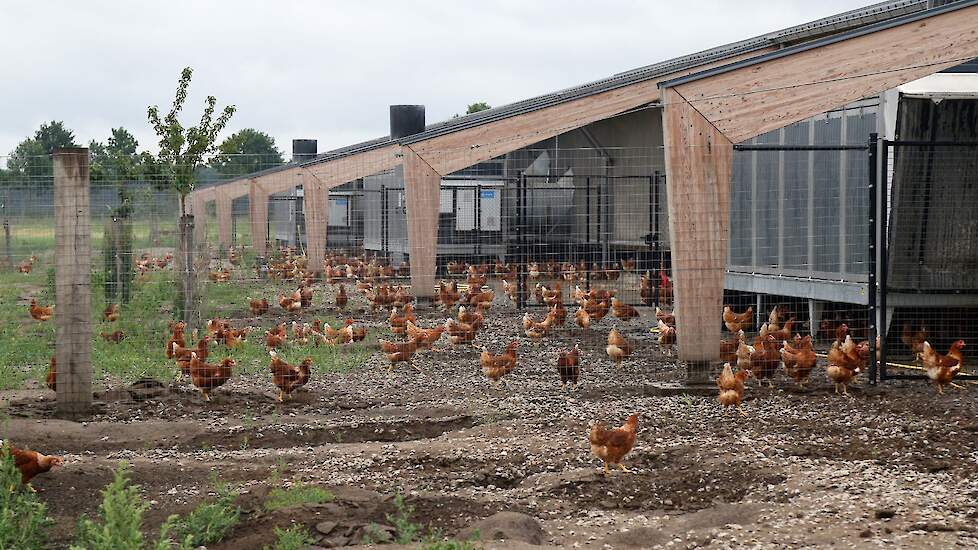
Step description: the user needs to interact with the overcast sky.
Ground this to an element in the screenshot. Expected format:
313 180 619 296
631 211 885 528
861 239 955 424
1 0 874 163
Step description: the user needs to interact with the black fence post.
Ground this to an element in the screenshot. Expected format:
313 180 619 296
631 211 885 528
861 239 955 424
516 174 527 310
380 185 388 261
867 133 879 385
585 176 592 290
879 140 890 382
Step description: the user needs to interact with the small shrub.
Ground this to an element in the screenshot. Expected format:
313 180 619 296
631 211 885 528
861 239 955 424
422 540 481 550
265 525 313 550
72 463 147 550
264 484 334 511
387 493 422 544
0 445 53 549
170 481 240 545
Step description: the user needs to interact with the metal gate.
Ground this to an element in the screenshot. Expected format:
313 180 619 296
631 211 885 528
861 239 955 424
876 139 978 382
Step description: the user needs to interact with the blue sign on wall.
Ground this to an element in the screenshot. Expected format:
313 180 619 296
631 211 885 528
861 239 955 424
480 190 495 199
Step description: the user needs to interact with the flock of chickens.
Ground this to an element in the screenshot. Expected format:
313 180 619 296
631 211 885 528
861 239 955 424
714 305 968 416
16 247 971 489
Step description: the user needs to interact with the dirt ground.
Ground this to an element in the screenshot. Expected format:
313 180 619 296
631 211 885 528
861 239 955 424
7 282 978 549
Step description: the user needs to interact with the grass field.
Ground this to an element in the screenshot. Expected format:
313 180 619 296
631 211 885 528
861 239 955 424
0 252 374 392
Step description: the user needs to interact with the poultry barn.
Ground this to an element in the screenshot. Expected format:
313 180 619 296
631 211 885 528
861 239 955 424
6 2 978 548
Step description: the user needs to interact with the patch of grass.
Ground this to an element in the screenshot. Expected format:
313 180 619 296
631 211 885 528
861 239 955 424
0 445 53 549
264 484 334 511
387 493 422 544
265 525 313 550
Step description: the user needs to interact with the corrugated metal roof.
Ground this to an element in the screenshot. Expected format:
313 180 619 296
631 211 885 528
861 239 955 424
204 1 930 189
399 0 927 145
659 0 978 89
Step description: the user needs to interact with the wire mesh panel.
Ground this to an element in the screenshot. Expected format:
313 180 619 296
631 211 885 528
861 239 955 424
879 140 978 383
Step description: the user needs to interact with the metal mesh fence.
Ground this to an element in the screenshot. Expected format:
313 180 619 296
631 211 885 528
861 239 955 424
4 131 975 413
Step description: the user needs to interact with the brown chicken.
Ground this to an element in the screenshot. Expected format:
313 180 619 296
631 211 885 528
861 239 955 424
655 307 675 326
550 302 567 327
611 298 639 322
18 255 37 274
522 310 556 343
5 444 63 485
29 298 54 322
269 351 312 401
826 335 866 396
46 356 57 391
722 306 752 333
100 330 126 343
103 303 119 322
173 337 212 376
920 340 965 394
188 352 235 401
481 341 519 388
264 329 287 349
574 306 591 333
720 330 745 363
389 305 416 336
438 280 462 310
335 284 348 309
606 327 633 367
164 321 186 359
556 344 582 390
716 362 751 416
657 319 676 357
750 334 781 387
768 318 796 343
457 306 484 332
541 283 563 306
502 279 517 304
279 291 302 312
900 322 928 362
299 285 314 308
781 335 817 389
406 320 446 351
639 272 655 307
249 297 270 316
378 338 421 374
589 414 639 475
445 318 478 346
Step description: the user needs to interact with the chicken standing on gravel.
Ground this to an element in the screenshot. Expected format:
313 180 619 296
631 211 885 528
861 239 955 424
481 341 518 389
269 351 312 401
589 413 639 475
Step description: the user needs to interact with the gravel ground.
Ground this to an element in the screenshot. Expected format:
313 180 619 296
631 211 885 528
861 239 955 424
7 282 978 549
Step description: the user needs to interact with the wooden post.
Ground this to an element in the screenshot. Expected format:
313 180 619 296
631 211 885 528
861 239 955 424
249 180 270 258
662 88 732 381
53 148 92 417
303 181 329 271
403 147 441 298
2 218 11 270
215 188 233 252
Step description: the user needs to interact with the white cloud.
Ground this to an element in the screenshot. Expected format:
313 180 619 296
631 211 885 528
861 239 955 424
0 0 871 163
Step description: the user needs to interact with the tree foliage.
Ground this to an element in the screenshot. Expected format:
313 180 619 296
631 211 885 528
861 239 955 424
210 128 284 178
147 67 235 213
466 102 491 114
3 121 79 181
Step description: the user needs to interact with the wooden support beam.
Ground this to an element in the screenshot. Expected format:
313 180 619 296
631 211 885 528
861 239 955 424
673 4 978 143
403 146 442 298
249 179 270 258
53 148 93 417
662 88 732 376
215 187 233 252
303 181 329 270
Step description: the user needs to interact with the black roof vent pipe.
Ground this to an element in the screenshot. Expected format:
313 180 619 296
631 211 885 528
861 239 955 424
292 139 318 163
390 105 426 140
